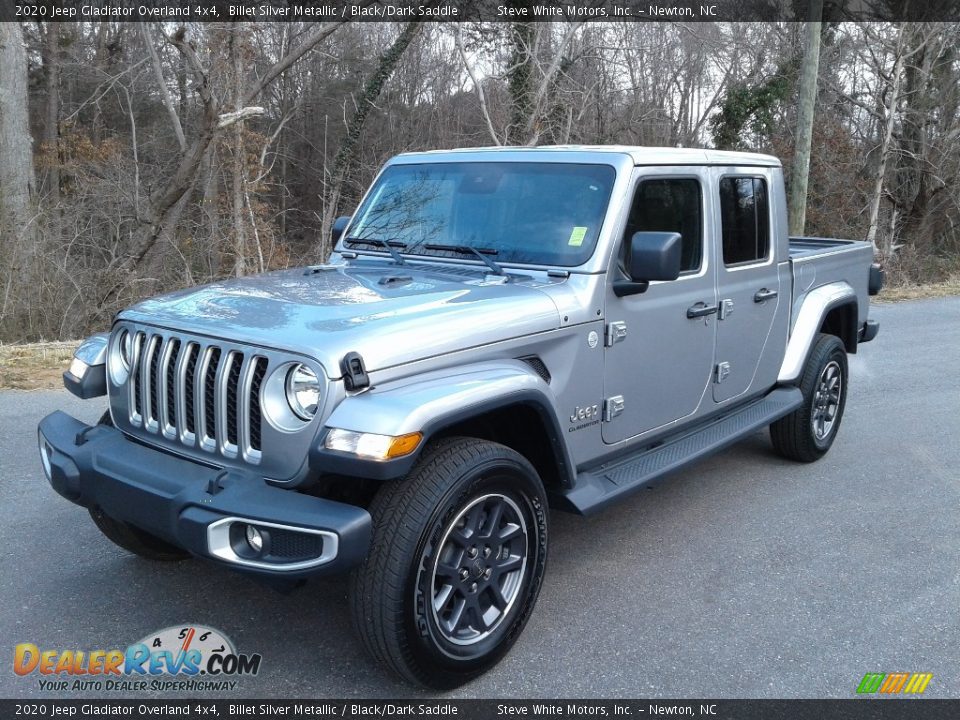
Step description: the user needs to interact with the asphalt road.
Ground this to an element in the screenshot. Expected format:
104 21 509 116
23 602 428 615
1 297 958 700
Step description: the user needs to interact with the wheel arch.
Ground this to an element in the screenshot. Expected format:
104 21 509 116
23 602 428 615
819 302 859 354
778 282 858 384
427 398 574 491
314 361 575 488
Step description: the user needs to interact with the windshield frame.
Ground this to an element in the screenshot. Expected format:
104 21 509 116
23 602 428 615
334 152 632 274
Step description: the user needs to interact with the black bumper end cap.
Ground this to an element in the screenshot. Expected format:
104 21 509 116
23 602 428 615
63 366 107 400
859 319 880 343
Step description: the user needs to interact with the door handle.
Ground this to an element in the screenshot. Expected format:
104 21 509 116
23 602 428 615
753 288 779 303
686 302 719 319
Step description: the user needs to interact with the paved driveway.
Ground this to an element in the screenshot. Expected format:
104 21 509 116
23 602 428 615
1 297 957 699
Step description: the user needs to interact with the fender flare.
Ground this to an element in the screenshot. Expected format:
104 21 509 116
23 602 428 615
778 282 857 384
311 360 574 483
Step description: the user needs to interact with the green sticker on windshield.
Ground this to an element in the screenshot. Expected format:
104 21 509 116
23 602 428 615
568 226 588 247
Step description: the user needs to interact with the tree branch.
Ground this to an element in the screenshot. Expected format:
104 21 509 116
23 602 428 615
141 23 186 152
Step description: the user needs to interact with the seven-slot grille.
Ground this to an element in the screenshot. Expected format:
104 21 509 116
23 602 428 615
125 331 268 464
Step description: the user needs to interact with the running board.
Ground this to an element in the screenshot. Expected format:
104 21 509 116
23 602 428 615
554 387 803 516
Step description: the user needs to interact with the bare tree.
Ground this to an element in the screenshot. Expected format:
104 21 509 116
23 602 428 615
788 0 823 235
319 21 424 254
0 24 34 240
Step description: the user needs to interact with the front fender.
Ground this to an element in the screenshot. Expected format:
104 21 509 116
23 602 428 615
312 360 571 481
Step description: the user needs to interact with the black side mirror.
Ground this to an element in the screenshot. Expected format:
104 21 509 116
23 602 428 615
614 231 683 297
331 216 351 244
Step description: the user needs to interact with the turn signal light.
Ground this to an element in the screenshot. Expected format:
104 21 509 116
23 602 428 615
324 429 423 461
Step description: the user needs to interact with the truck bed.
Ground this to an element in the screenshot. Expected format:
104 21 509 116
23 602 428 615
787 236 875 335
788 236 870 259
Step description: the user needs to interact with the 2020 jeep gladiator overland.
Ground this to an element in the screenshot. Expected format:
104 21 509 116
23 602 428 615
39 146 881 688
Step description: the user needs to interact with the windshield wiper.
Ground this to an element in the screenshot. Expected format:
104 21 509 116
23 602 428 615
345 237 406 265
423 244 506 277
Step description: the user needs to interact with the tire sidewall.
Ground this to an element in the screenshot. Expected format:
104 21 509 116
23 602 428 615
404 454 548 685
803 336 848 453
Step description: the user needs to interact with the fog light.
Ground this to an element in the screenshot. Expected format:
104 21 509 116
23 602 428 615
245 524 263 554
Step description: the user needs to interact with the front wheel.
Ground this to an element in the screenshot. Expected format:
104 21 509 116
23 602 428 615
348 437 548 689
770 333 848 462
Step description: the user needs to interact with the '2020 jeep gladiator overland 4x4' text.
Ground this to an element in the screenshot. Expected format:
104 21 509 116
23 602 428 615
39 146 881 688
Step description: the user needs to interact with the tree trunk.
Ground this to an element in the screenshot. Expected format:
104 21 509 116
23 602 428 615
200 145 221 276
0 24 35 241
865 40 905 259
506 15 536 145
787 0 823 236
230 23 248 277
319 21 423 254
44 23 61 220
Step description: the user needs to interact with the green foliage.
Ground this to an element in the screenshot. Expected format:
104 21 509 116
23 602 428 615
711 71 792 150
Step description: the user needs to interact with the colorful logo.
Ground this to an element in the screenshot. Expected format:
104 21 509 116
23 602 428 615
856 672 933 695
14 625 261 692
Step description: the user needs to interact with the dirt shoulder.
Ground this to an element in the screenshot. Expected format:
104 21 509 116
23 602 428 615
872 278 960 303
0 341 79 391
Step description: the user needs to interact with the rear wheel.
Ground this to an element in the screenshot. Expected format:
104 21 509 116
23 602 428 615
770 333 848 462
87 411 190 561
349 437 548 689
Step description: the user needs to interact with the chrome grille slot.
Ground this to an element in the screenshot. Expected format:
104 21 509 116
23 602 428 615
160 338 181 439
126 332 266 465
247 358 267 455
200 347 222 451
145 337 162 431
182 343 198 437
129 331 145 425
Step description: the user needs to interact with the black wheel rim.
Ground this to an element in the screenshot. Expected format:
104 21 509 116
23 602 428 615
812 360 842 440
428 493 528 646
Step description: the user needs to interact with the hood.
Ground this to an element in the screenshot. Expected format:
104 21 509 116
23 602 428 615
118 264 562 377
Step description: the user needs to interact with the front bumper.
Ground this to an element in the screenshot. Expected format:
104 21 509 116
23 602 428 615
38 411 371 581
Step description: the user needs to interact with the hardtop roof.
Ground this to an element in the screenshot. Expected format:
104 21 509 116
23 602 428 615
395 145 781 168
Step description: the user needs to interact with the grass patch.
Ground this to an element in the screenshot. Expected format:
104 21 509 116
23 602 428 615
876 277 960 303
0 341 79 391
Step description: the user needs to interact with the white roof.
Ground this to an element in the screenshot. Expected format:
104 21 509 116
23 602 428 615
398 145 781 168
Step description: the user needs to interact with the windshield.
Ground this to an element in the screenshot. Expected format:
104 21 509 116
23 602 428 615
345 162 616 267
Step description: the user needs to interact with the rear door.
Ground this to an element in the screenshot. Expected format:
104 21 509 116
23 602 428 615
711 169 787 403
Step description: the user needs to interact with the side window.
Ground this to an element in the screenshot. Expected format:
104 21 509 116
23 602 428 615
719 177 769 265
624 179 702 273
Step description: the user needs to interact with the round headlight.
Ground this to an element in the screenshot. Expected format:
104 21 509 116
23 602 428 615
285 364 320 420
109 329 134 384
118 330 133 370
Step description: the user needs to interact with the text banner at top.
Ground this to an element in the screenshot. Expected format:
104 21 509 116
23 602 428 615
6 0 960 23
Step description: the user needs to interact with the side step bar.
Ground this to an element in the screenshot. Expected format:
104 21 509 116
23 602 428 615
554 387 803 516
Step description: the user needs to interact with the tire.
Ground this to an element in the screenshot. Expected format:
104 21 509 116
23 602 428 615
770 333 848 463
349 437 549 689
87 411 190 561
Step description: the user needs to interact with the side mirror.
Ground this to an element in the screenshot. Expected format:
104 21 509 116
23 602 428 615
331 216 351 244
614 231 683 297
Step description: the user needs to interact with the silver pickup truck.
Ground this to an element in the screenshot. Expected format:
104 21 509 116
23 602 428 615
38 146 881 688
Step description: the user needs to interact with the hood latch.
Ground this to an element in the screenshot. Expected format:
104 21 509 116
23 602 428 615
341 351 370 391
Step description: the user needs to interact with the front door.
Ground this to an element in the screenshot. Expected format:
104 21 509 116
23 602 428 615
602 168 717 444
712 170 783 403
